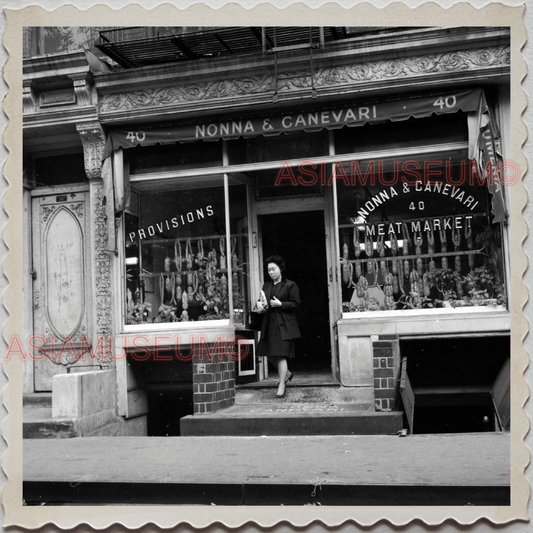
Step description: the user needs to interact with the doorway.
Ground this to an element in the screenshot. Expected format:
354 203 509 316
260 211 331 373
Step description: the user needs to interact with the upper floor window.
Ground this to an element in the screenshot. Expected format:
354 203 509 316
24 27 96 57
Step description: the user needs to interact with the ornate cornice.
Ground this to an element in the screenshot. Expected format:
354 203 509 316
100 46 510 114
77 121 106 180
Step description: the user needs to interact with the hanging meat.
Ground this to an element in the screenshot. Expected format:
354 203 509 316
390 230 399 256
415 232 424 277
175 239 182 274
353 227 361 258
342 242 353 286
376 234 385 258
452 227 462 274
355 260 362 281
219 237 226 270
196 238 204 266
231 237 239 270
365 232 374 258
186 239 193 270
439 228 448 270
159 274 165 305
170 273 177 305
402 223 411 255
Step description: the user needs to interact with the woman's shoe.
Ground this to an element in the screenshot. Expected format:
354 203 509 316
285 371 293 385
275 387 286 398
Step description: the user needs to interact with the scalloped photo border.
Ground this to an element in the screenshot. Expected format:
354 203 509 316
2 2 529 529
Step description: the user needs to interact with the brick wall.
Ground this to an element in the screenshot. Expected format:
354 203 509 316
372 335 400 411
192 349 236 414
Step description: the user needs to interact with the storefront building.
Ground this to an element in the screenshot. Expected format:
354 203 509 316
22 26 511 436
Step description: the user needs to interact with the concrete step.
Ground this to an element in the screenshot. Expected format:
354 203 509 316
23 393 52 408
235 385 368 405
23 405 126 439
180 403 403 436
23 407 77 439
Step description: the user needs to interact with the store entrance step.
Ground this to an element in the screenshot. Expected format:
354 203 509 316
180 403 403 436
235 385 369 405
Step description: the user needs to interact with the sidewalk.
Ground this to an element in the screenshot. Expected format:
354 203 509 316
23 433 510 505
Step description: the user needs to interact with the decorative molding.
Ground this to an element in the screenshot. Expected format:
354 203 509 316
100 46 510 113
69 73 94 107
40 88 76 107
316 47 510 88
41 201 84 224
93 184 113 366
77 121 106 180
22 80 37 114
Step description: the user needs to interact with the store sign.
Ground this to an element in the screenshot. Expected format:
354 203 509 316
356 184 480 222
365 215 475 237
103 89 483 158
128 205 214 242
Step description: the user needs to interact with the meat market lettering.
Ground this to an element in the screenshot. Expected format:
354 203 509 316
194 107 378 139
128 205 214 242
357 184 480 222
365 216 473 237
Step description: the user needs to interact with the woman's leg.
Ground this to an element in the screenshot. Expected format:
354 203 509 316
276 358 289 395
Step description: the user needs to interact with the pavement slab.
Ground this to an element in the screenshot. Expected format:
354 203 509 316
24 433 510 487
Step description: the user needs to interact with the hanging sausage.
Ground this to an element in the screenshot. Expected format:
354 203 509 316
353 227 361 258
439 227 448 270
186 239 193 270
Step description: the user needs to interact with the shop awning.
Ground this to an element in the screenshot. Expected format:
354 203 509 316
103 89 485 159
102 88 507 251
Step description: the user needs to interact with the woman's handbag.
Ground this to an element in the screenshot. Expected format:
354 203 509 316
247 311 264 331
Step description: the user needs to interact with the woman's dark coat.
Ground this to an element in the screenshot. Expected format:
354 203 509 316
260 278 302 341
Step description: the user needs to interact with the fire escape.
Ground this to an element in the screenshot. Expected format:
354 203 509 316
96 26 350 101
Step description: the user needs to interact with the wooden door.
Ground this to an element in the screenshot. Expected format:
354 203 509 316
31 189 92 391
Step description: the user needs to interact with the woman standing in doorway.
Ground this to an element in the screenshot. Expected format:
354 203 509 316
257 255 302 398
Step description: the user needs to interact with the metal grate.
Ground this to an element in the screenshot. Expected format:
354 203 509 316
96 26 349 68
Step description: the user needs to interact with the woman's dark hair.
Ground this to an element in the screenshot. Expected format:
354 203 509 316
265 254 285 272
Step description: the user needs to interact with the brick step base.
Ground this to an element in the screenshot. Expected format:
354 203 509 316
180 403 403 436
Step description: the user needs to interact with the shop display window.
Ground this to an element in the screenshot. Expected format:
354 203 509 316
336 157 507 313
124 177 249 325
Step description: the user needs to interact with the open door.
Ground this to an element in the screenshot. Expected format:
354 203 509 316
399 357 415 434
491 358 510 431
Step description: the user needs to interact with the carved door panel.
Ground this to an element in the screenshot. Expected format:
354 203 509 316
32 191 92 391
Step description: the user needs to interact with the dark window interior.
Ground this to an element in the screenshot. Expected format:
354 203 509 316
335 112 468 154
34 154 87 187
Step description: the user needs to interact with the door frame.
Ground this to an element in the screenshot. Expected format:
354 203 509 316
252 195 340 378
